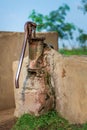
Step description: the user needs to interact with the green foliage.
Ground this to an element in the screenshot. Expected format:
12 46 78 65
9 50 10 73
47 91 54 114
78 1 87 49
29 4 76 40
77 29 87 49
12 110 87 130
29 3 87 49
59 48 87 56
12 110 68 130
80 0 87 13
77 33 87 43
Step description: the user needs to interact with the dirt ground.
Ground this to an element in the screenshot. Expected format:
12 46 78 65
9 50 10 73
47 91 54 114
0 118 17 130
0 108 17 130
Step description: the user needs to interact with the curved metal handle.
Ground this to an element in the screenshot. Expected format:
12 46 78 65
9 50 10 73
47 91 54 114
15 33 27 88
15 21 36 88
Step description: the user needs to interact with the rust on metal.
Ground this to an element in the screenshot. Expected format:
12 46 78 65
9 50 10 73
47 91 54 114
15 21 45 88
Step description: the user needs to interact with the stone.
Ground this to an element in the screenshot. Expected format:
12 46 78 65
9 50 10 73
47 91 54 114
13 47 55 117
13 48 87 124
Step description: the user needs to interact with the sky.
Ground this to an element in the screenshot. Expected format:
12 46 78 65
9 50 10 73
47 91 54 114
0 0 87 48
0 0 87 32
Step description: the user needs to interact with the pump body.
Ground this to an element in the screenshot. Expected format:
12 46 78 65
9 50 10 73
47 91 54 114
15 22 45 88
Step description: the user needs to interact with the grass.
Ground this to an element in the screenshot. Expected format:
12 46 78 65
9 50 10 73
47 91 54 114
12 110 87 130
59 48 87 56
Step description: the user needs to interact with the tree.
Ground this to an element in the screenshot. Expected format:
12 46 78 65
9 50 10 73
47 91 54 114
77 29 87 50
80 0 87 13
29 4 76 44
77 0 87 50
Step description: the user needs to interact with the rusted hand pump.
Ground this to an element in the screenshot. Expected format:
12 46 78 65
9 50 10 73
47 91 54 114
15 22 37 88
15 22 45 88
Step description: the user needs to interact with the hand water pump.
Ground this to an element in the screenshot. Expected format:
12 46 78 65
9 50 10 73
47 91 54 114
15 22 45 88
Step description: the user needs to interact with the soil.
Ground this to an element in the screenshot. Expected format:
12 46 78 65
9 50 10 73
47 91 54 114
0 108 17 130
0 118 17 130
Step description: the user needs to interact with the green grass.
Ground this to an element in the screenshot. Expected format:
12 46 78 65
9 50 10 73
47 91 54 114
59 48 87 56
12 110 87 130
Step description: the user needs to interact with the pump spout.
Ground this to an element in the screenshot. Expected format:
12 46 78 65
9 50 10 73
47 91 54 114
15 21 36 88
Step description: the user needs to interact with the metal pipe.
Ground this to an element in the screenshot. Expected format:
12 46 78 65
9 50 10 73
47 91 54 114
15 32 27 88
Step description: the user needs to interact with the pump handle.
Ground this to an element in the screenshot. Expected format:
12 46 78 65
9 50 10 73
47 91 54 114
15 21 36 88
